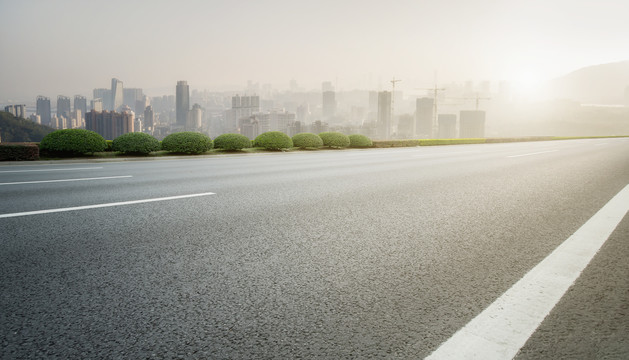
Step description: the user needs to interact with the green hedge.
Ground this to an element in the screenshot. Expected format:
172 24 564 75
372 139 421 148
112 132 161 155
161 132 213 154
39 129 107 155
0 144 39 161
348 134 373 148
319 131 350 148
254 131 293 150
214 133 252 150
292 132 323 149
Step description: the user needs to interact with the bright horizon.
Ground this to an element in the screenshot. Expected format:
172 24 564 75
1 0 628 102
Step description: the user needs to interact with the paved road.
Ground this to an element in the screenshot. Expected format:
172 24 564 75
1 139 628 359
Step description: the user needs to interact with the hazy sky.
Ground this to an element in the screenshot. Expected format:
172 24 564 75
1 0 628 102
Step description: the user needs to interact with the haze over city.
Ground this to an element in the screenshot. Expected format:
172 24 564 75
2 0 628 101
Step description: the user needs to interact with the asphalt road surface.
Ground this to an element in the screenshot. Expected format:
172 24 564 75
1 138 628 359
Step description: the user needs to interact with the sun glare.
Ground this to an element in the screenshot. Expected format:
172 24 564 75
510 69 546 99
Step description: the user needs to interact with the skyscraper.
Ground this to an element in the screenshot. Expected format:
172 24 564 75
438 114 457 139
459 110 486 138
187 103 203 130
36 96 51 127
176 81 190 126
322 91 336 119
91 99 103 112
4 104 26 119
57 96 71 121
94 88 112 111
144 105 154 132
111 78 123 111
416 97 433 138
377 91 391 140
74 95 87 120
123 88 143 111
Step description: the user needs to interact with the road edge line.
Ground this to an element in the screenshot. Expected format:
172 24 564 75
425 184 629 359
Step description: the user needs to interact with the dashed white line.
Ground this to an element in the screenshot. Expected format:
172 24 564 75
0 175 132 186
507 150 558 158
426 184 629 360
0 192 216 219
0 167 104 173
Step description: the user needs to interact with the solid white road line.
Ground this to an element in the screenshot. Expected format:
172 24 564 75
426 184 629 360
0 175 132 186
0 167 104 173
0 192 216 219
507 150 558 158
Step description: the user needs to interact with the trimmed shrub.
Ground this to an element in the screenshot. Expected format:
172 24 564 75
372 139 421 148
112 132 161 155
419 138 485 146
254 131 293 150
39 129 107 155
105 140 114 151
214 133 252 151
0 144 39 161
161 131 213 154
292 132 323 149
348 134 373 148
318 131 350 148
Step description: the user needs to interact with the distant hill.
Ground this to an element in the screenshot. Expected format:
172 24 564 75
547 60 629 104
0 111 54 142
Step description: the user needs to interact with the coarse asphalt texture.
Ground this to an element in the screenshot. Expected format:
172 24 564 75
1 138 629 359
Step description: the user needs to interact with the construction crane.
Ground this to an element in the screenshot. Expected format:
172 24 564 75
415 85 446 138
451 92 491 110
390 77 401 140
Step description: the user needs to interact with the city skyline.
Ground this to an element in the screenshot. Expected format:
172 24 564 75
1 0 628 102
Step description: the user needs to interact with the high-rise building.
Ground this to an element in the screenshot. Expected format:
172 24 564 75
4 104 26 119
459 110 485 138
123 88 143 110
187 103 203 130
176 80 190 126
322 91 336 119
111 78 124 111
85 110 134 140
74 95 87 121
57 96 71 122
91 99 103 112
228 94 260 130
144 105 154 133
135 95 149 115
36 96 51 127
438 114 457 139
93 88 111 110
416 97 433 138
377 91 391 140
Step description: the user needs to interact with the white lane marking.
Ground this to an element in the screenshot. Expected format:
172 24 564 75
507 150 558 158
426 184 629 360
595 143 608 146
412 151 481 158
0 175 132 186
0 167 104 173
0 192 216 219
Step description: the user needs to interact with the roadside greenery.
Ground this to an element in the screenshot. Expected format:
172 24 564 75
348 134 373 148
39 129 107 155
318 131 350 148
292 132 323 149
161 132 213 154
112 132 161 155
0 144 39 161
254 131 293 150
213 133 252 151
